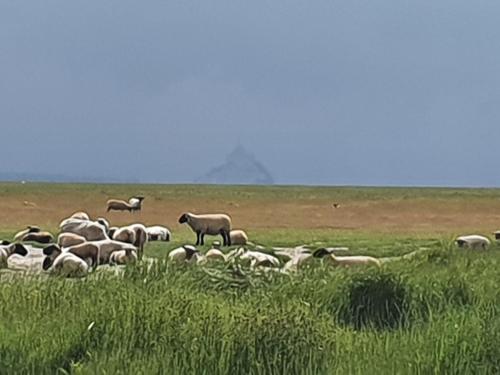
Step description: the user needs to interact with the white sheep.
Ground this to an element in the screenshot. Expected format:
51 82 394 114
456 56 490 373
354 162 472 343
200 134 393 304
112 224 148 258
57 233 86 248
43 250 89 277
70 211 91 221
178 212 232 246
60 218 109 241
238 249 281 268
0 243 28 268
109 248 138 266
456 235 491 250
230 229 248 246
146 226 171 241
13 226 40 242
205 248 227 262
96 217 110 233
324 253 381 268
168 245 199 263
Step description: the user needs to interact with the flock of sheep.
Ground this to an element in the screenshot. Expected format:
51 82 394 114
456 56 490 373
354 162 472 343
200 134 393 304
0 195 496 278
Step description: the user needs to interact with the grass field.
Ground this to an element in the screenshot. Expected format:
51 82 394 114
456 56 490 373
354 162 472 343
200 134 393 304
1 183 500 374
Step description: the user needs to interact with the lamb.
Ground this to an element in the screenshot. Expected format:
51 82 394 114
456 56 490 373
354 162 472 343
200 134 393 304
230 229 248 246
178 212 232 246
0 243 28 268
21 231 54 244
42 245 90 277
13 226 41 241
57 233 86 248
168 245 200 263
456 235 491 250
146 226 171 241
107 196 144 213
60 218 108 241
109 248 138 266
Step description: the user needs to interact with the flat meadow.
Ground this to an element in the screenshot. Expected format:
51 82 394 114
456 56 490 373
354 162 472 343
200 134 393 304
1 183 500 374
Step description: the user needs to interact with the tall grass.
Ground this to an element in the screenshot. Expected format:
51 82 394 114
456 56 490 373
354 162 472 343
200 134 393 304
1 240 500 374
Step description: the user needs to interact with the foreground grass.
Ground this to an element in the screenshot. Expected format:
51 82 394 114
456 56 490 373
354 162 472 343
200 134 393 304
1 239 500 374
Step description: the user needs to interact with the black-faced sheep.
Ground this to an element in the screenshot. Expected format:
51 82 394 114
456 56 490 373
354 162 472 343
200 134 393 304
146 226 171 241
178 212 232 246
0 243 28 268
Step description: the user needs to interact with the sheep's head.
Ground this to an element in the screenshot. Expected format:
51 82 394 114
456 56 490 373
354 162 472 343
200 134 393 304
27 226 41 233
0 240 11 246
10 243 28 257
42 245 62 270
182 245 198 260
312 248 332 258
178 213 189 224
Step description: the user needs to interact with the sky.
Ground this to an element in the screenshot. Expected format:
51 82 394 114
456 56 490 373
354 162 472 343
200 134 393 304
1 1 499 186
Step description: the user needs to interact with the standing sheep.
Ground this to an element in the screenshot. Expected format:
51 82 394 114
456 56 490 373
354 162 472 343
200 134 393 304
178 212 232 246
107 196 145 213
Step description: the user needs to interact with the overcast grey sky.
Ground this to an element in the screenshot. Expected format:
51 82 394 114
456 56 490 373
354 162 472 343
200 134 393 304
1 1 499 186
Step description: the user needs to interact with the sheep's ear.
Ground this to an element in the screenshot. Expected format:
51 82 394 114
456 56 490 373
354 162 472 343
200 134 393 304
13 243 28 256
43 245 59 256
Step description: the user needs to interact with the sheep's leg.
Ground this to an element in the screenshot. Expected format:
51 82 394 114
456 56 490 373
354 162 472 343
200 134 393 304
200 233 205 246
196 232 201 246
226 231 231 246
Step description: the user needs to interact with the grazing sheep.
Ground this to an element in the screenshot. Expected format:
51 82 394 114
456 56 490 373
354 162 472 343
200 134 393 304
13 226 40 241
70 212 91 221
107 196 144 213
0 243 28 268
42 245 90 277
109 248 138 266
168 245 199 263
456 235 491 250
178 212 232 246
21 231 54 244
128 196 145 212
324 253 381 268
60 218 108 241
230 230 248 246
57 233 86 248
146 226 171 241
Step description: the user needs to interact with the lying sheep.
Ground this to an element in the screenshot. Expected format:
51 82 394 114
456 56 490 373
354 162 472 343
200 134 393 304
112 224 148 259
168 245 200 263
91 240 138 264
205 248 227 262
13 226 40 242
70 211 90 221
60 218 108 241
146 226 171 241
42 245 91 277
21 231 54 244
109 248 138 266
178 212 232 246
57 233 86 248
0 243 28 268
324 253 381 268
230 229 248 246
456 235 491 250
107 196 144 213
238 249 281 268
96 217 110 233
